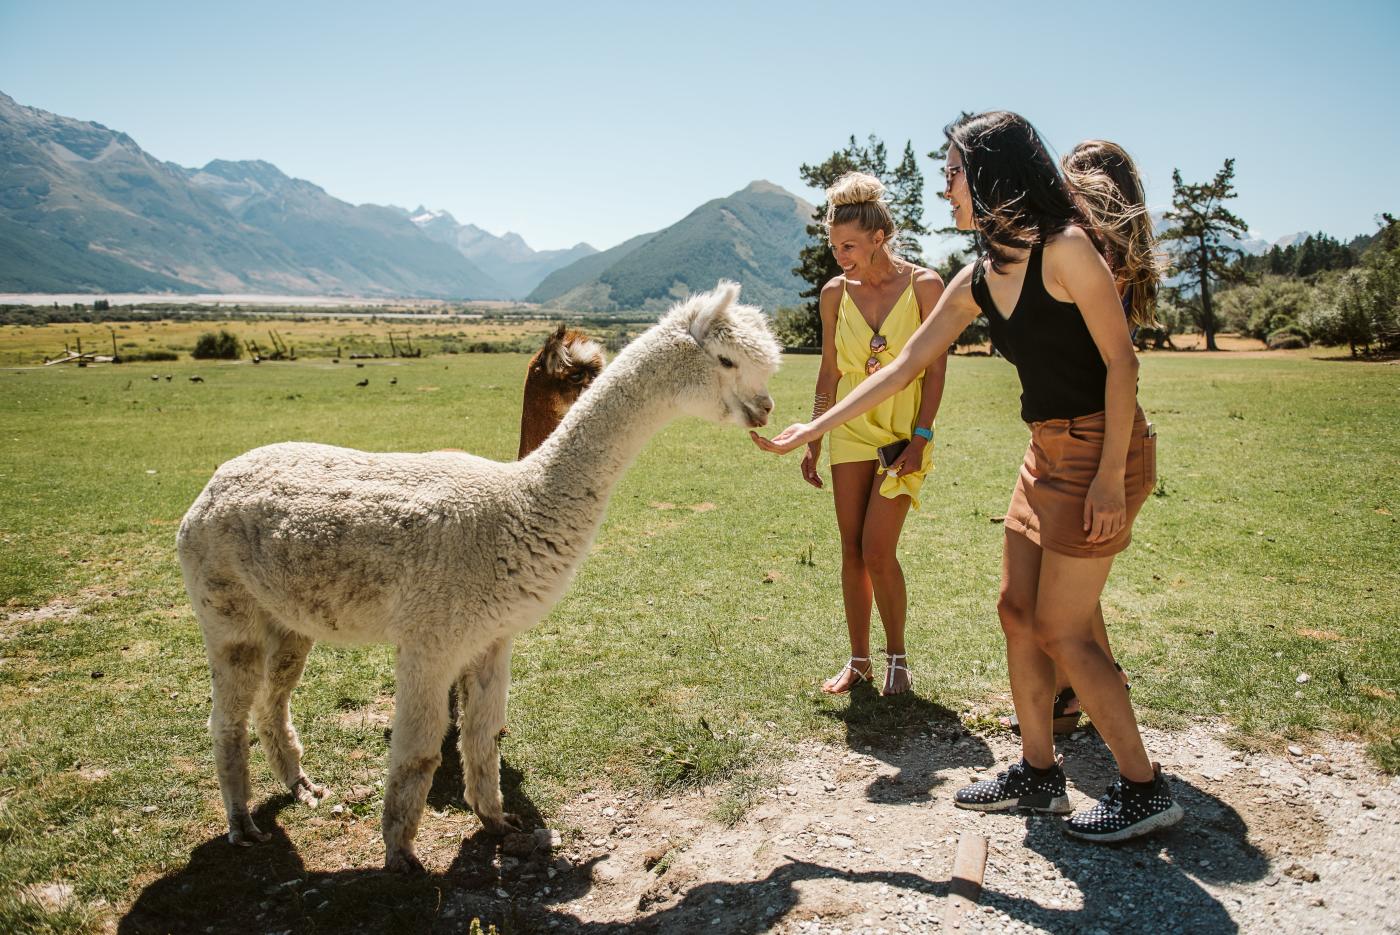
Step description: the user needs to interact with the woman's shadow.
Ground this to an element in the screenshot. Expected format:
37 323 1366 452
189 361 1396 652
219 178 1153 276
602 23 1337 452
816 684 996 804
972 743 1272 934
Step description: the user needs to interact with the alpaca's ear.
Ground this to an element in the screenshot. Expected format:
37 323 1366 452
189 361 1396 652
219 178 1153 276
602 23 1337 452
688 280 741 345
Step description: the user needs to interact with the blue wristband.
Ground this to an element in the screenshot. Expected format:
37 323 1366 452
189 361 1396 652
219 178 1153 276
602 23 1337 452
913 426 934 442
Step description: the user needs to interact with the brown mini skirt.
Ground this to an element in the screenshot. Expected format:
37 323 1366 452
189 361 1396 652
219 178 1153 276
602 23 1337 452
1003 408 1156 558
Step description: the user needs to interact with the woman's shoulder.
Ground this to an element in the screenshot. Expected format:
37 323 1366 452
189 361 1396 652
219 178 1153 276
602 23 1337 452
1045 224 1098 256
821 275 848 297
909 265 944 287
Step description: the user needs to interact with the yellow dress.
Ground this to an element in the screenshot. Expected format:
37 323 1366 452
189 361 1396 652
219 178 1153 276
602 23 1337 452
827 273 935 508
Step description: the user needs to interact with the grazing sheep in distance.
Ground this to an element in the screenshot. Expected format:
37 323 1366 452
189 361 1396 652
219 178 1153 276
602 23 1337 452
177 282 780 873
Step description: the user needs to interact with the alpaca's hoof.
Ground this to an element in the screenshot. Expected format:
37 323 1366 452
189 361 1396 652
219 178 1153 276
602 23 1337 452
293 775 329 807
385 848 426 875
228 814 271 846
481 812 525 836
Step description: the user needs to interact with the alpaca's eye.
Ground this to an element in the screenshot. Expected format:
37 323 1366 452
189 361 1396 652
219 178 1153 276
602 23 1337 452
718 355 736 369
568 371 586 384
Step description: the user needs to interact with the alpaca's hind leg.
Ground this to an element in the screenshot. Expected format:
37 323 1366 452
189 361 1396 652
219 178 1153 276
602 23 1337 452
381 650 453 874
207 635 269 846
458 637 520 834
253 625 326 807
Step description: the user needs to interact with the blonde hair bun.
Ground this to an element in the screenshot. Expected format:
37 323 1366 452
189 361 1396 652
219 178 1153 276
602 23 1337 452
827 172 886 206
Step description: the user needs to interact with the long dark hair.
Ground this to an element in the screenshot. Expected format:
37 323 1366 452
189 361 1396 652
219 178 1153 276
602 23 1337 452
944 111 1076 273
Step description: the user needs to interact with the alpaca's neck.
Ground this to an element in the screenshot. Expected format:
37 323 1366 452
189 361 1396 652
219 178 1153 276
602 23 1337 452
517 373 561 459
521 332 688 517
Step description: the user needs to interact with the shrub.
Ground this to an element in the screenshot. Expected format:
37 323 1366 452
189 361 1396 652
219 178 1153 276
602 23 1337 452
1215 276 1315 340
1266 328 1308 349
192 329 242 360
120 349 179 362
773 305 819 349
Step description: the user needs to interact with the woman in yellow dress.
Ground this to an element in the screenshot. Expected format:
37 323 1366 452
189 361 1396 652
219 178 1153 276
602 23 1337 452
801 173 947 695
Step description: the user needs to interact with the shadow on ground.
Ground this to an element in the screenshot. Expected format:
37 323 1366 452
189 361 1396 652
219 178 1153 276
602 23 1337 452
818 686 996 803
120 722 1269 935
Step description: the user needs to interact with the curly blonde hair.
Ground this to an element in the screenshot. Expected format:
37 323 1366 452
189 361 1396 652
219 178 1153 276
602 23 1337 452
1062 140 1164 329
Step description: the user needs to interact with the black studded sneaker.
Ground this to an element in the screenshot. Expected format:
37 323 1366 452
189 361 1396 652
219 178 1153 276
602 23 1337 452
953 758 1072 813
1064 764 1184 843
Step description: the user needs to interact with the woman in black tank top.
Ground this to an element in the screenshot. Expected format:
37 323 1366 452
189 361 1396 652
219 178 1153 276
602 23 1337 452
754 111 1182 843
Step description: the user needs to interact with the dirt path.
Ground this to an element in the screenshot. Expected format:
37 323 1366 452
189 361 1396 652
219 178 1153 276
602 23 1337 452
113 721 1399 934
452 723 1398 934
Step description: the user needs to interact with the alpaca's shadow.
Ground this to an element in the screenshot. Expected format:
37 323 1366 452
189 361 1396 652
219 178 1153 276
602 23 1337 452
117 776 575 935
120 824 953 935
425 720 546 832
816 687 994 804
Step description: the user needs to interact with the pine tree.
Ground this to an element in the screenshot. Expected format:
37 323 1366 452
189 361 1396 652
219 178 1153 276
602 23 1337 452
1160 159 1249 351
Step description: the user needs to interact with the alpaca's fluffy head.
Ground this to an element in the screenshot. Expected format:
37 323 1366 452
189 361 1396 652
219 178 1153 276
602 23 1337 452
659 280 781 428
529 324 606 408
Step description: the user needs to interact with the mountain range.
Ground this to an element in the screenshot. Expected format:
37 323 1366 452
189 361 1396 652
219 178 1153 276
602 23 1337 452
0 91 816 308
527 180 813 312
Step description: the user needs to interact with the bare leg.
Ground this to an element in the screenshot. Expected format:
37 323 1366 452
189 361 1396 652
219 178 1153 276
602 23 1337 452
458 637 522 834
382 650 453 873
1051 601 1121 716
825 461 878 692
860 481 913 695
253 625 326 807
1034 550 1153 782
998 531 1057 769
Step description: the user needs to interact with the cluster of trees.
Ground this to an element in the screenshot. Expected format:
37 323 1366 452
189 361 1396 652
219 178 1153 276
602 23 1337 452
1238 233 1366 278
1214 217 1399 356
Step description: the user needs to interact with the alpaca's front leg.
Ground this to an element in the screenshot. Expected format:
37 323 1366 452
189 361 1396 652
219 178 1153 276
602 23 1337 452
381 651 453 873
458 636 521 834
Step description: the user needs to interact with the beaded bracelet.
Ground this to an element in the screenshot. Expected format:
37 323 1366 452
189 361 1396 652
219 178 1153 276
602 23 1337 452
811 392 831 421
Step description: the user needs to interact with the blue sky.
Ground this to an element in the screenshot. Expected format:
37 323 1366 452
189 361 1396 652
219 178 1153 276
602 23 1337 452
3 0 1397 253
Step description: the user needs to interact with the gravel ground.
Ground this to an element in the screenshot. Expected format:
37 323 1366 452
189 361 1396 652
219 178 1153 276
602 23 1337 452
429 720 1399 934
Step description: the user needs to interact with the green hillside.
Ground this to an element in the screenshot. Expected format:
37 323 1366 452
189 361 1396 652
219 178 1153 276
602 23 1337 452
528 181 813 312
527 230 659 304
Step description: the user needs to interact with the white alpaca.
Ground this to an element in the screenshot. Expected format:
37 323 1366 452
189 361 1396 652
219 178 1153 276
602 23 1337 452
177 282 780 873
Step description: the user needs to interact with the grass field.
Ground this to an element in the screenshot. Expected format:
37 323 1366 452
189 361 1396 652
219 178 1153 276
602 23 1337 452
0 316 566 366
1 345 1396 931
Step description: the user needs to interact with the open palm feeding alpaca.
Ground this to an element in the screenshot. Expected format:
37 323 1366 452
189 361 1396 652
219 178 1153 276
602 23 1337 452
518 324 606 457
177 282 780 873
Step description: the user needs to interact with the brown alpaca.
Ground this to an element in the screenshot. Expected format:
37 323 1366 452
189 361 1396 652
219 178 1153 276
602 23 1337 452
517 324 606 457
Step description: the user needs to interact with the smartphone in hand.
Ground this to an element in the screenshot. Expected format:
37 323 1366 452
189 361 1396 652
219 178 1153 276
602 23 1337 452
877 439 909 470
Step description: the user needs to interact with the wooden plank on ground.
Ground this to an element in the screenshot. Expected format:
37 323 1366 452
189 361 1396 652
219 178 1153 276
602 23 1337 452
944 831 989 929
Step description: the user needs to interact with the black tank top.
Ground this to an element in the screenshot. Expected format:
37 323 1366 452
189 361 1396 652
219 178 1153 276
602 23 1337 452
972 242 1107 423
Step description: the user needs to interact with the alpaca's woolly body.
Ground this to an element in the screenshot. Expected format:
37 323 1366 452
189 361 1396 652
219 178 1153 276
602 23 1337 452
177 282 779 872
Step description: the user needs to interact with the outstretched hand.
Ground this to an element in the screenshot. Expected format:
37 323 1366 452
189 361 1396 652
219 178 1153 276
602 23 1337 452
750 424 812 455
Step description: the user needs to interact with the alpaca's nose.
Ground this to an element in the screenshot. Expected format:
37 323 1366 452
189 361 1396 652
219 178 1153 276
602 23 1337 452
758 394 774 415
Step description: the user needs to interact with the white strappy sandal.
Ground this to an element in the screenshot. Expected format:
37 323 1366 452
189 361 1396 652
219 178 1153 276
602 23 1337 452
882 651 913 696
821 656 872 695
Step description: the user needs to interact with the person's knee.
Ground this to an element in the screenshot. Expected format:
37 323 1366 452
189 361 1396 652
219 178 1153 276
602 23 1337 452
1035 626 1097 664
840 539 865 568
997 590 1034 642
861 541 899 578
